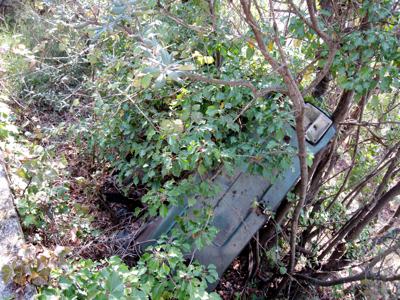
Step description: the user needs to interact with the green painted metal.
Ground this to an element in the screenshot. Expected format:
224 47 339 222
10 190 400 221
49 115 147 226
136 103 336 291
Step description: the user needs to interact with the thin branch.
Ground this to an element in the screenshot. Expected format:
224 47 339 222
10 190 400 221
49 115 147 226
340 121 400 126
157 1 202 33
305 0 335 45
295 271 400 287
182 71 287 100
296 241 400 287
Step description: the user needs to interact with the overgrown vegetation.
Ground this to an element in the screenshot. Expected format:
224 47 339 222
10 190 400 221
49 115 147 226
1 0 400 299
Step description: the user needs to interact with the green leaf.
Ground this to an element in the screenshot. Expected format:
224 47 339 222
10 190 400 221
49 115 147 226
380 76 392 92
371 95 379 108
160 204 169 218
154 74 166 90
110 6 125 15
246 47 255 60
360 67 372 79
276 129 284 140
394 77 399 88
363 48 374 60
192 104 201 111
279 267 287 275
58 276 73 290
141 67 161 75
141 74 151 88
148 0 157 6
349 51 359 61
266 140 279 149
167 71 179 81
91 29 104 42
180 107 190 121
200 181 209 193
204 56 214 64
320 10 331 16
105 270 125 294
198 164 206 176
206 106 218 117
195 236 205 250
59 43 67 52
160 263 170 276
23 214 36 227
224 161 234 176
188 197 197 207
160 49 171 65
152 281 166 300
178 64 196 71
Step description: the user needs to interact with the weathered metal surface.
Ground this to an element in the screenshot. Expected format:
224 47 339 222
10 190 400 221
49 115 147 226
137 103 336 291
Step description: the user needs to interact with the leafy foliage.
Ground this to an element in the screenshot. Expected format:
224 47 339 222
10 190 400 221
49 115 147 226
2 0 400 299
36 232 220 300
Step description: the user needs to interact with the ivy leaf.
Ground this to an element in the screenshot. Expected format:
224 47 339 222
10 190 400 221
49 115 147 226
104 270 125 294
160 263 170 276
152 281 166 300
58 276 73 290
2 265 13 284
130 289 147 299
224 161 234 176
13 265 25 284
32 268 49 286
209 292 222 299
23 214 36 227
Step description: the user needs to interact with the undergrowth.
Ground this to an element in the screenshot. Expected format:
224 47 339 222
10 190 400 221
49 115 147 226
0 3 221 300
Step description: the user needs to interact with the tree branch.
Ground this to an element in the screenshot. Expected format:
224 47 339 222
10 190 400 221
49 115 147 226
297 241 400 287
305 0 335 45
182 71 287 98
